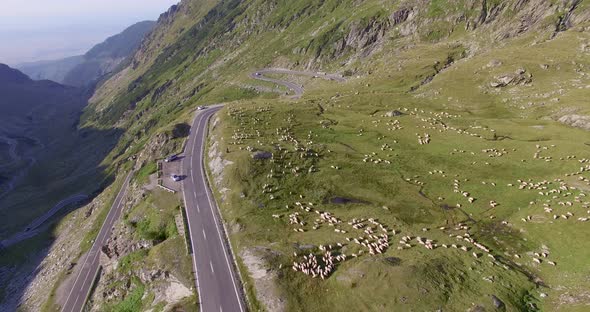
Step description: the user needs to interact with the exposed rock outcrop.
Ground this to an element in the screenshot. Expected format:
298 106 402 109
133 4 183 69
490 68 532 87
208 116 233 189
486 59 503 68
389 8 412 25
558 114 590 131
101 226 152 260
240 247 285 312
491 294 506 309
385 110 404 117
329 17 390 59
553 0 585 36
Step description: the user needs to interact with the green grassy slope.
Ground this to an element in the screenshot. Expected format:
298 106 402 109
67 0 590 310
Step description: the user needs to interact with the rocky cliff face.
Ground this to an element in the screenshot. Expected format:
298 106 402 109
95 0 590 111
131 1 219 71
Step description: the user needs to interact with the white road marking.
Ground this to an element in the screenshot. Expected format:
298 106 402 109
181 107 246 312
202 229 207 239
62 172 132 312
179 113 205 309
198 111 246 312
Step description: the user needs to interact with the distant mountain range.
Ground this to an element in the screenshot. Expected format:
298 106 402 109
0 63 86 120
17 21 156 87
0 62 88 203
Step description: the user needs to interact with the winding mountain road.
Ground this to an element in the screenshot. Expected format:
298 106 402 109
180 69 344 311
60 171 132 312
250 68 344 99
181 106 246 312
55 68 342 312
0 194 88 249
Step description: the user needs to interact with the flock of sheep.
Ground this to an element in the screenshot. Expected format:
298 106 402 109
226 104 590 281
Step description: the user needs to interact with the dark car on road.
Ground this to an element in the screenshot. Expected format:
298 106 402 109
165 154 178 162
171 174 182 182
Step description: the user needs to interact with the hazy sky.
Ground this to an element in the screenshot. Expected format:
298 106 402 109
0 0 179 65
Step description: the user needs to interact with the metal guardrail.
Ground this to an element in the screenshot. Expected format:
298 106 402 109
157 184 177 193
179 206 193 254
80 265 102 312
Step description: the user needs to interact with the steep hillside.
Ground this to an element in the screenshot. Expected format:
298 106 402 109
12 0 590 311
0 64 122 311
17 21 156 87
0 63 121 238
84 0 589 128
61 21 157 87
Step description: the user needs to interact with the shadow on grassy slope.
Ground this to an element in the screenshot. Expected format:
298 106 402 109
0 123 124 310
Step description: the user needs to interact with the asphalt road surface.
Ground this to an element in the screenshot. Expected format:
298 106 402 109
0 194 88 248
179 70 343 311
250 68 345 99
60 171 132 312
181 106 246 312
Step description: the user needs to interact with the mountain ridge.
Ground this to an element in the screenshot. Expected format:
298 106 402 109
17 21 156 87
0 63 31 84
